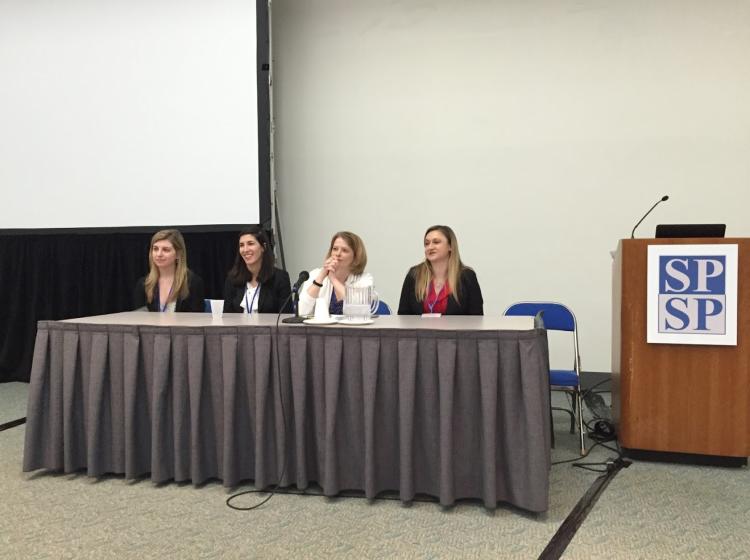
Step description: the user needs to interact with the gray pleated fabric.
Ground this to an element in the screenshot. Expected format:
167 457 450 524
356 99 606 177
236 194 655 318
23 321 551 512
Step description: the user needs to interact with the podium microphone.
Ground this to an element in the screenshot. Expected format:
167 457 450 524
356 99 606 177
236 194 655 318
281 270 309 324
630 195 669 239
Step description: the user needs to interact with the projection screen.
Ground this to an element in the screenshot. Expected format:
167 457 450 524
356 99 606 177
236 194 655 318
0 0 267 229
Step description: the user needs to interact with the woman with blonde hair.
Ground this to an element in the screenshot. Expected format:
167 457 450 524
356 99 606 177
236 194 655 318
398 225 483 315
134 229 205 312
298 231 373 316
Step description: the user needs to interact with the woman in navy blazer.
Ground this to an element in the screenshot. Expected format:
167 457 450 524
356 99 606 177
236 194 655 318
398 225 483 315
222 226 292 314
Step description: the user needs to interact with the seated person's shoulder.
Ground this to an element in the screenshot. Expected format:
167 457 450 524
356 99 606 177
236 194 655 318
461 266 477 278
275 267 291 280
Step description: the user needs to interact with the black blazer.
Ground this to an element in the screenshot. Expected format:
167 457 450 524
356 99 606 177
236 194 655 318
134 269 206 312
398 267 484 315
222 267 292 313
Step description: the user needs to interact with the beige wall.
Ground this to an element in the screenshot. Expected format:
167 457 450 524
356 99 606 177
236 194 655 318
271 0 750 371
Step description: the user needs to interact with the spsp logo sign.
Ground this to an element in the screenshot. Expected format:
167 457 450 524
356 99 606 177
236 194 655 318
647 244 738 346
658 255 726 334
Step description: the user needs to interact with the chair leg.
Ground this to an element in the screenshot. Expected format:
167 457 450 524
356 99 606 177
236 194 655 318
550 406 556 449
569 392 576 434
549 387 555 449
576 391 586 455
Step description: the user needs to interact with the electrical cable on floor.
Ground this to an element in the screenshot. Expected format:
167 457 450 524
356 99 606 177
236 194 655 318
580 377 611 397
541 383 633 560
225 307 292 511
571 440 627 473
258 487 441 505
552 395 625 472
0 417 26 432
551 440 618 466
539 456 631 560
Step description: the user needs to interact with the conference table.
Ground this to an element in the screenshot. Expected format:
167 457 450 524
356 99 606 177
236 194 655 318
23 312 552 512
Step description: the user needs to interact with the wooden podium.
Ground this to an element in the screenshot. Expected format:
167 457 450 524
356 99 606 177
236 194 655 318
611 238 750 460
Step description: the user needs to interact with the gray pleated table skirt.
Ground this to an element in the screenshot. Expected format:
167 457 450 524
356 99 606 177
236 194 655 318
23 315 551 512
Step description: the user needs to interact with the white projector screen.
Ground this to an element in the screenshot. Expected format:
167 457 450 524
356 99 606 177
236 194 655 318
0 0 263 228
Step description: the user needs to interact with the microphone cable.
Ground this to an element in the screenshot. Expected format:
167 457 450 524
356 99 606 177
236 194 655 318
225 292 295 511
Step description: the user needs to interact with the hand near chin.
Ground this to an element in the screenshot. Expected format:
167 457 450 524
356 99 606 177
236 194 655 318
323 257 338 275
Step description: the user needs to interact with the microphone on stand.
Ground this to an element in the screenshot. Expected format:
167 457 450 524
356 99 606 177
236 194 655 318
630 195 669 239
281 270 309 324
291 271 309 293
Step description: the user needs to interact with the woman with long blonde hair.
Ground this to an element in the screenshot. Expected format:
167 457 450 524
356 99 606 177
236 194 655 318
398 225 483 315
134 229 205 312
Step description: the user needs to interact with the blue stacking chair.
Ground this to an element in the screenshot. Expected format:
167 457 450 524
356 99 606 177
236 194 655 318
503 301 586 454
375 300 392 315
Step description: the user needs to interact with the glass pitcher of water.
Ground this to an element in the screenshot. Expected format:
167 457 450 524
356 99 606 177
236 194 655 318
343 285 379 321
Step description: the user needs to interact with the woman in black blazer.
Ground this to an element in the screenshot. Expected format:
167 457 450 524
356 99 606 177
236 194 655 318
398 225 483 315
223 226 292 314
134 229 206 312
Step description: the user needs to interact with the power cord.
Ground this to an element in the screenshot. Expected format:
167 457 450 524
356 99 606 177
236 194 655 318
552 439 619 466
552 437 628 474
225 300 293 511
256 486 441 505
580 377 611 396
552 389 626 474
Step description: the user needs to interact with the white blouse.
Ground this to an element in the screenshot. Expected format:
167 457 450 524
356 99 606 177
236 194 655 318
297 268 374 316
240 283 260 314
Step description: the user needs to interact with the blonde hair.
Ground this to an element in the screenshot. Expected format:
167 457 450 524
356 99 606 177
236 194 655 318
326 231 367 275
413 225 465 304
144 229 190 304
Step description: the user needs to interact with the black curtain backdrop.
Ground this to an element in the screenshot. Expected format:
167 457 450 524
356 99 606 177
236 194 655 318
0 230 240 383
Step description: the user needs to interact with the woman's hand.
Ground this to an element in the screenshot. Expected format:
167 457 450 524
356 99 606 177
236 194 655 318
307 258 346 301
322 257 338 276
307 262 333 298
328 265 346 301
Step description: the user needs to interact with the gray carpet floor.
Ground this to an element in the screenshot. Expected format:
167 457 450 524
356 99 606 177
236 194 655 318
0 382 28 425
1 382 748 559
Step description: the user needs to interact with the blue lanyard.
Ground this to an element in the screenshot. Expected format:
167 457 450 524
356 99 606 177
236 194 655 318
244 284 260 314
157 282 174 313
427 283 444 314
